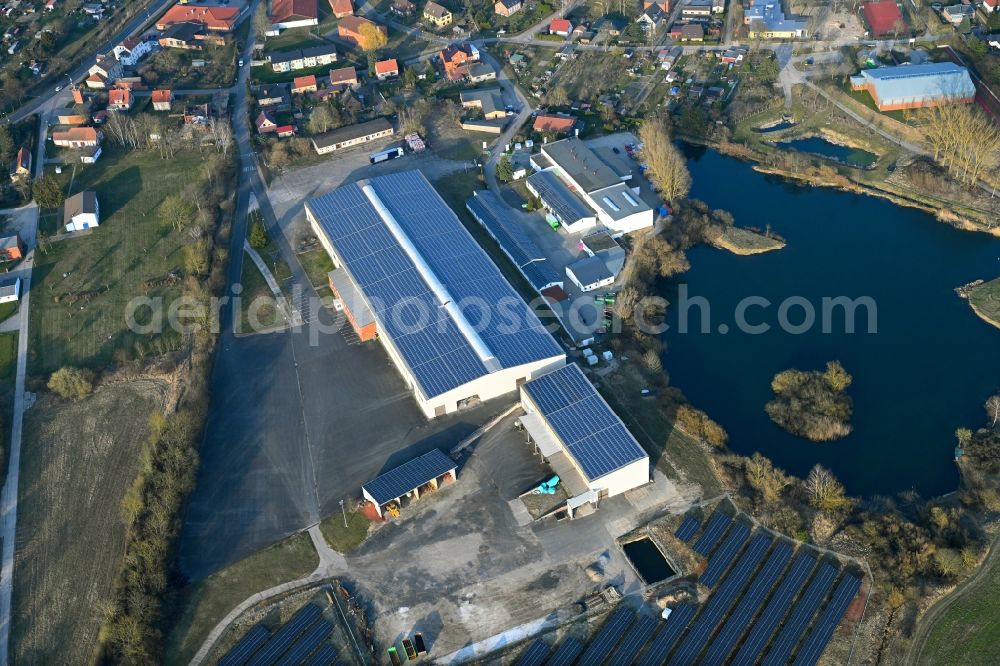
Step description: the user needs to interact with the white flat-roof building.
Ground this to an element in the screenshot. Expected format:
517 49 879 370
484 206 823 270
529 138 654 234
306 171 566 419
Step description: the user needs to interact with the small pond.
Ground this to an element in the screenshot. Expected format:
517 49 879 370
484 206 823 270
777 136 878 168
623 538 676 584
754 121 796 133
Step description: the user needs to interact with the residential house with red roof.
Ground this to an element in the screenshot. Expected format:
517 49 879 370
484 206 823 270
108 87 133 111
52 127 102 148
292 75 319 94
271 0 319 29
329 0 354 18
495 0 521 16
439 42 479 81
374 59 399 80
549 18 572 36
152 89 174 111
338 16 386 47
9 147 30 181
256 111 278 134
156 4 243 32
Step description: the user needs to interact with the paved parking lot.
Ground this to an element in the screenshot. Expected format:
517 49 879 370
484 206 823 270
178 148 496 580
178 298 510 579
267 144 477 250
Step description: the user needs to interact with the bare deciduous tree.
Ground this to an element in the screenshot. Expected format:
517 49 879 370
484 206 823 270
804 465 849 511
638 116 691 203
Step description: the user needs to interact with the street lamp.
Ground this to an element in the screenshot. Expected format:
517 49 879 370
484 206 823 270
340 499 347 528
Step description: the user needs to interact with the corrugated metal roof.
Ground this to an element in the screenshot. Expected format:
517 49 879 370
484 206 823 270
362 449 455 506
855 62 975 105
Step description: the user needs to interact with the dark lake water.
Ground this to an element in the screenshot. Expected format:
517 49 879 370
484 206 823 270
777 136 879 168
662 145 1000 498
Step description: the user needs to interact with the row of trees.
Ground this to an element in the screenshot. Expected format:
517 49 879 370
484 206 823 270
97 139 237 662
917 103 1000 188
104 112 234 158
638 117 691 203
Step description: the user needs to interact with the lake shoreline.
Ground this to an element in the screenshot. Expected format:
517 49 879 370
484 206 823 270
685 137 1000 239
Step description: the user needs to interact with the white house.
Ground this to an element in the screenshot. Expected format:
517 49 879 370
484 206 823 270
0 278 20 304
113 37 154 67
64 191 100 232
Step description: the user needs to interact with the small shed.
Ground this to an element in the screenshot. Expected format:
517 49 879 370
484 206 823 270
362 449 457 518
0 277 20 304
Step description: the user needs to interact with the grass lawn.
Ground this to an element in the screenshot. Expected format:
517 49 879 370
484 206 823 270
29 147 210 374
319 509 371 553
0 331 16 390
10 380 167 666
0 331 16 473
296 246 335 297
239 251 286 334
919 549 1000 665
969 277 1000 329
0 300 18 325
262 29 327 53
164 533 319 666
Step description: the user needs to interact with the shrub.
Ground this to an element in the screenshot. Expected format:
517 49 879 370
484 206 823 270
248 219 268 249
47 367 94 401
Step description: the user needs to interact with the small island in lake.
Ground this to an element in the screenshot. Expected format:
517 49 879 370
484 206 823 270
965 277 1000 330
711 225 786 255
765 361 853 441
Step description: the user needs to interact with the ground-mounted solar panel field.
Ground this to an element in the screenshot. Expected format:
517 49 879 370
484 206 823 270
509 507 865 666
214 592 358 666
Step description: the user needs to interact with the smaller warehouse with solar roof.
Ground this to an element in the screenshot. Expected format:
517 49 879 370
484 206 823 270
519 363 650 506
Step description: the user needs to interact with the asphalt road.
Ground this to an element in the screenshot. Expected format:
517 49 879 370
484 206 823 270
6 0 174 125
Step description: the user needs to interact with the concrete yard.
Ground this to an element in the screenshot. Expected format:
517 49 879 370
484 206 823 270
342 416 699 659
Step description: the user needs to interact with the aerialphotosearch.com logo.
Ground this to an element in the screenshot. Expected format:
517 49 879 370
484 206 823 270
123 283 878 341
636 285 879 336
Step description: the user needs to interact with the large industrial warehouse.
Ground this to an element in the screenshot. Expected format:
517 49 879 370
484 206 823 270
305 171 566 418
528 137 654 234
520 363 649 502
